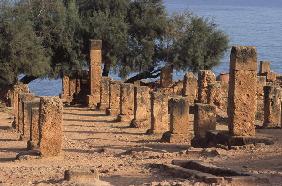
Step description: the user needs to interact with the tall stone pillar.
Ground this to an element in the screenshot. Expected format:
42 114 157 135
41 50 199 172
106 80 122 116
183 72 198 104
256 76 267 121
228 46 257 136
18 93 34 137
130 86 151 129
38 97 63 157
98 77 111 110
27 107 40 150
60 75 70 101
118 83 135 122
148 91 169 134
263 86 282 128
198 70 216 104
87 40 102 108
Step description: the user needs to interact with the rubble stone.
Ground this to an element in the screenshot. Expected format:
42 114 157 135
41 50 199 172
228 46 257 136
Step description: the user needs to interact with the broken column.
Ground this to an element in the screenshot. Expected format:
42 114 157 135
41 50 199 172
18 93 34 137
38 97 63 157
130 86 151 128
160 65 173 88
256 76 267 121
263 86 282 128
228 46 257 136
117 83 135 122
27 107 40 150
194 103 216 139
60 75 70 101
259 61 271 75
183 72 198 104
98 77 111 110
87 40 102 108
198 70 216 104
148 91 169 134
106 80 122 116
162 96 192 143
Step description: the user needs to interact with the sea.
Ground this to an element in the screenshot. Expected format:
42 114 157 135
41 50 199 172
29 0 282 96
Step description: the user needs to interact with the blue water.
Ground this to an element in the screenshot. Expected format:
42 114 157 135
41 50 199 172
29 0 282 96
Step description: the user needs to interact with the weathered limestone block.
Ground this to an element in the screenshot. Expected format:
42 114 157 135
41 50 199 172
38 97 63 156
118 83 135 122
228 46 257 136
60 75 70 101
198 70 216 104
148 91 169 134
22 98 40 141
207 82 222 107
160 65 173 88
131 86 151 128
194 103 216 138
99 77 111 110
106 80 122 116
18 93 34 136
263 86 282 128
183 72 198 104
256 76 267 121
162 96 192 143
87 40 102 108
259 61 271 75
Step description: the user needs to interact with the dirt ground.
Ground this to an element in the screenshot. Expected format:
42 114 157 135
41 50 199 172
0 106 282 186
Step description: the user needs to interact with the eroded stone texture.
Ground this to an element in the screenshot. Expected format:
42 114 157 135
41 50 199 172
160 65 173 88
118 83 135 122
106 80 122 116
87 40 102 108
228 46 257 136
256 76 267 121
183 72 198 104
149 91 169 134
28 107 40 149
60 75 70 101
259 61 271 75
18 93 34 136
198 70 216 104
163 96 192 143
38 97 63 156
22 98 40 141
263 86 282 128
131 86 151 128
99 77 111 110
194 103 216 138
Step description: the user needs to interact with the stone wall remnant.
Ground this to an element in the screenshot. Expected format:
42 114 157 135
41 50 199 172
228 46 257 136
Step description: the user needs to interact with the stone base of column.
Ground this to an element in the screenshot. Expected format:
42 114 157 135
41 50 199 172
130 119 150 129
87 95 99 108
27 140 39 150
105 108 119 116
117 114 134 122
161 131 193 144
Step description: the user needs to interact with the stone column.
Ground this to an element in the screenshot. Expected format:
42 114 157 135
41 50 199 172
38 97 63 157
198 70 216 104
228 46 257 136
162 96 192 143
60 75 70 101
27 107 40 150
106 80 122 116
148 91 169 134
256 76 267 121
263 86 282 128
259 61 271 75
130 86 151 128
194 103 216 139
87 40 102 108
117 83 135 122
98 77 111 110
160 65 173 88
18 93 34 137
22 98 40 141
183 72 198 104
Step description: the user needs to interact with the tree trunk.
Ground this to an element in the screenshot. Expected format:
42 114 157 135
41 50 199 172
102 59 111 76
20 75 37 84
125 68 161 83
